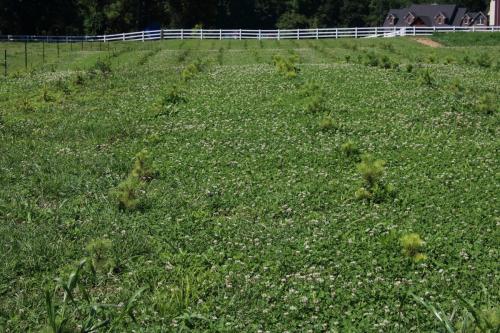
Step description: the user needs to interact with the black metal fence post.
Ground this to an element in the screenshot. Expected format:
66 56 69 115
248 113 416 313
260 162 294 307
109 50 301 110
24 40 27 70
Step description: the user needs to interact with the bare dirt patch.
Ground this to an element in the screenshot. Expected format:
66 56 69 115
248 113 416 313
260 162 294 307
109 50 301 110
414 38 443 48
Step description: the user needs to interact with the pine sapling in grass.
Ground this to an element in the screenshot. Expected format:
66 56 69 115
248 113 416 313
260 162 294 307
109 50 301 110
113 176 142 211
355 154 395 203
272 54 300 79
112 149 157 211
86 239 115 273
319 115 337 131
131 149 157 182
341 140 360 158
400 233 427 262
418 69 435 87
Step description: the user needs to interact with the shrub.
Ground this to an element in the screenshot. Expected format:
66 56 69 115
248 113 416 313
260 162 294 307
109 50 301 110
355 154 395 203
272 54 300 78
300 80 321 97
405 63 414 73
400 233 427 262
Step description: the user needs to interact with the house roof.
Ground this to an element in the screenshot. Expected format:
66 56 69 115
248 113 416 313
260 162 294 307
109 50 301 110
383 3 472 27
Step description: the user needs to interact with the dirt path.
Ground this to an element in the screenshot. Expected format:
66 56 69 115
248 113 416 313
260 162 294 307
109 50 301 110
414 38 443 48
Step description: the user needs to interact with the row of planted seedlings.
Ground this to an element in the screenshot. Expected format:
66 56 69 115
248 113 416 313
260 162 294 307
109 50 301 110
39 47 214 332
270 49 499 332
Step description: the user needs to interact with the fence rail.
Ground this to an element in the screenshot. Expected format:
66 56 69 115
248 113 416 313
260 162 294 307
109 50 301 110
1 26 500 43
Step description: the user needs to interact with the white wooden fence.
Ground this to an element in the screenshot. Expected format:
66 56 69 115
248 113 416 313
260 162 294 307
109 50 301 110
1 26 499 43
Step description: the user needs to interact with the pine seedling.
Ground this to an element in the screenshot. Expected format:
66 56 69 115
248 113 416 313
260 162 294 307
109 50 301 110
113 176 141 211
400 233 427 262
341 140 360 158
130 149 156 182
86 239 115 273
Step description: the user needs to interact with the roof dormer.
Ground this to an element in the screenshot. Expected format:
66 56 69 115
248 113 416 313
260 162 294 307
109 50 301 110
404 12 416 25
434 12 447 25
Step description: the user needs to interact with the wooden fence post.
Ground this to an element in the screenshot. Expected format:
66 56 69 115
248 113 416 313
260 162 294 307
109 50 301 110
219 29 222 40
200 28 203 40
160 29 163 40
239 29 242 40
259 29 261 40
278 29 280 40
181 29 184 40
142 31 145 42
316 28 319 39
335 28 338 39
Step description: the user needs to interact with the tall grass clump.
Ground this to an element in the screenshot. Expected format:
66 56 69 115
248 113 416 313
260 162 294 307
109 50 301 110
355 154 395 202
272 54 300 79
412 292 500 333
418 69 435 87
43 259 146 333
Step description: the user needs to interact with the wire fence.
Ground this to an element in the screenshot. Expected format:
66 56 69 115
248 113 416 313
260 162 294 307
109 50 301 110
1 26 500 43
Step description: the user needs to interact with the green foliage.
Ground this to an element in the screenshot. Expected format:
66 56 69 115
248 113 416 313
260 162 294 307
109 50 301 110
341 140 360 158
318 115 337 131
412 292 500 333
418 69 435 87
400 233 427 262
272 54 299 79
475 94 497 115
355 154 395 203
161 85 187 106
112 149 156 211
42 259 145 333
85 239 115 272
91 58 112 75
181 60 204 82
476 53 492 68
305 95 326 114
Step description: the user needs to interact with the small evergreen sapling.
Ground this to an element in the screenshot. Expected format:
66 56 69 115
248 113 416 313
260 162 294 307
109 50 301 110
400 233 427 262
355 154 395 202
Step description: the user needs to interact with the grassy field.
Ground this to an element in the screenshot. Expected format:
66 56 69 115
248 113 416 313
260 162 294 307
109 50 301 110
0 33 499 332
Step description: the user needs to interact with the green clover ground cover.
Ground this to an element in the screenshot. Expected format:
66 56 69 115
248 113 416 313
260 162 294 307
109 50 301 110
0 34 499 332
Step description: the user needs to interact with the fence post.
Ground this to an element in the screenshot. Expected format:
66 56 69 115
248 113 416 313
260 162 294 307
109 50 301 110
355 27 358 38
181 29 184 40
335 28 338 39
413 26 416 36
160 29 163 40
316 28 319 39
472 25 475 32
259 29 261 40
219 29 222 40
24 40 27 70
278 29 280 40
142 31 145 42
239 29 242 40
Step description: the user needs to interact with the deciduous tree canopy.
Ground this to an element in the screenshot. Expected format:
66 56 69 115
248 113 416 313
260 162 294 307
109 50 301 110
0 0 490 35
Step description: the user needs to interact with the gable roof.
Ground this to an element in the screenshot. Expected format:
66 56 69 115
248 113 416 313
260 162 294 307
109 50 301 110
383 4 481 27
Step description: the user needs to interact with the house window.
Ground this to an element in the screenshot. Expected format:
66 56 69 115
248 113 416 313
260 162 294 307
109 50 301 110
478 16 485 25
387 15 395 25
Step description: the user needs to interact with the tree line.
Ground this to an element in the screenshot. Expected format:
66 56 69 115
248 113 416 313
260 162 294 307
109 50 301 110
0 0 489 35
